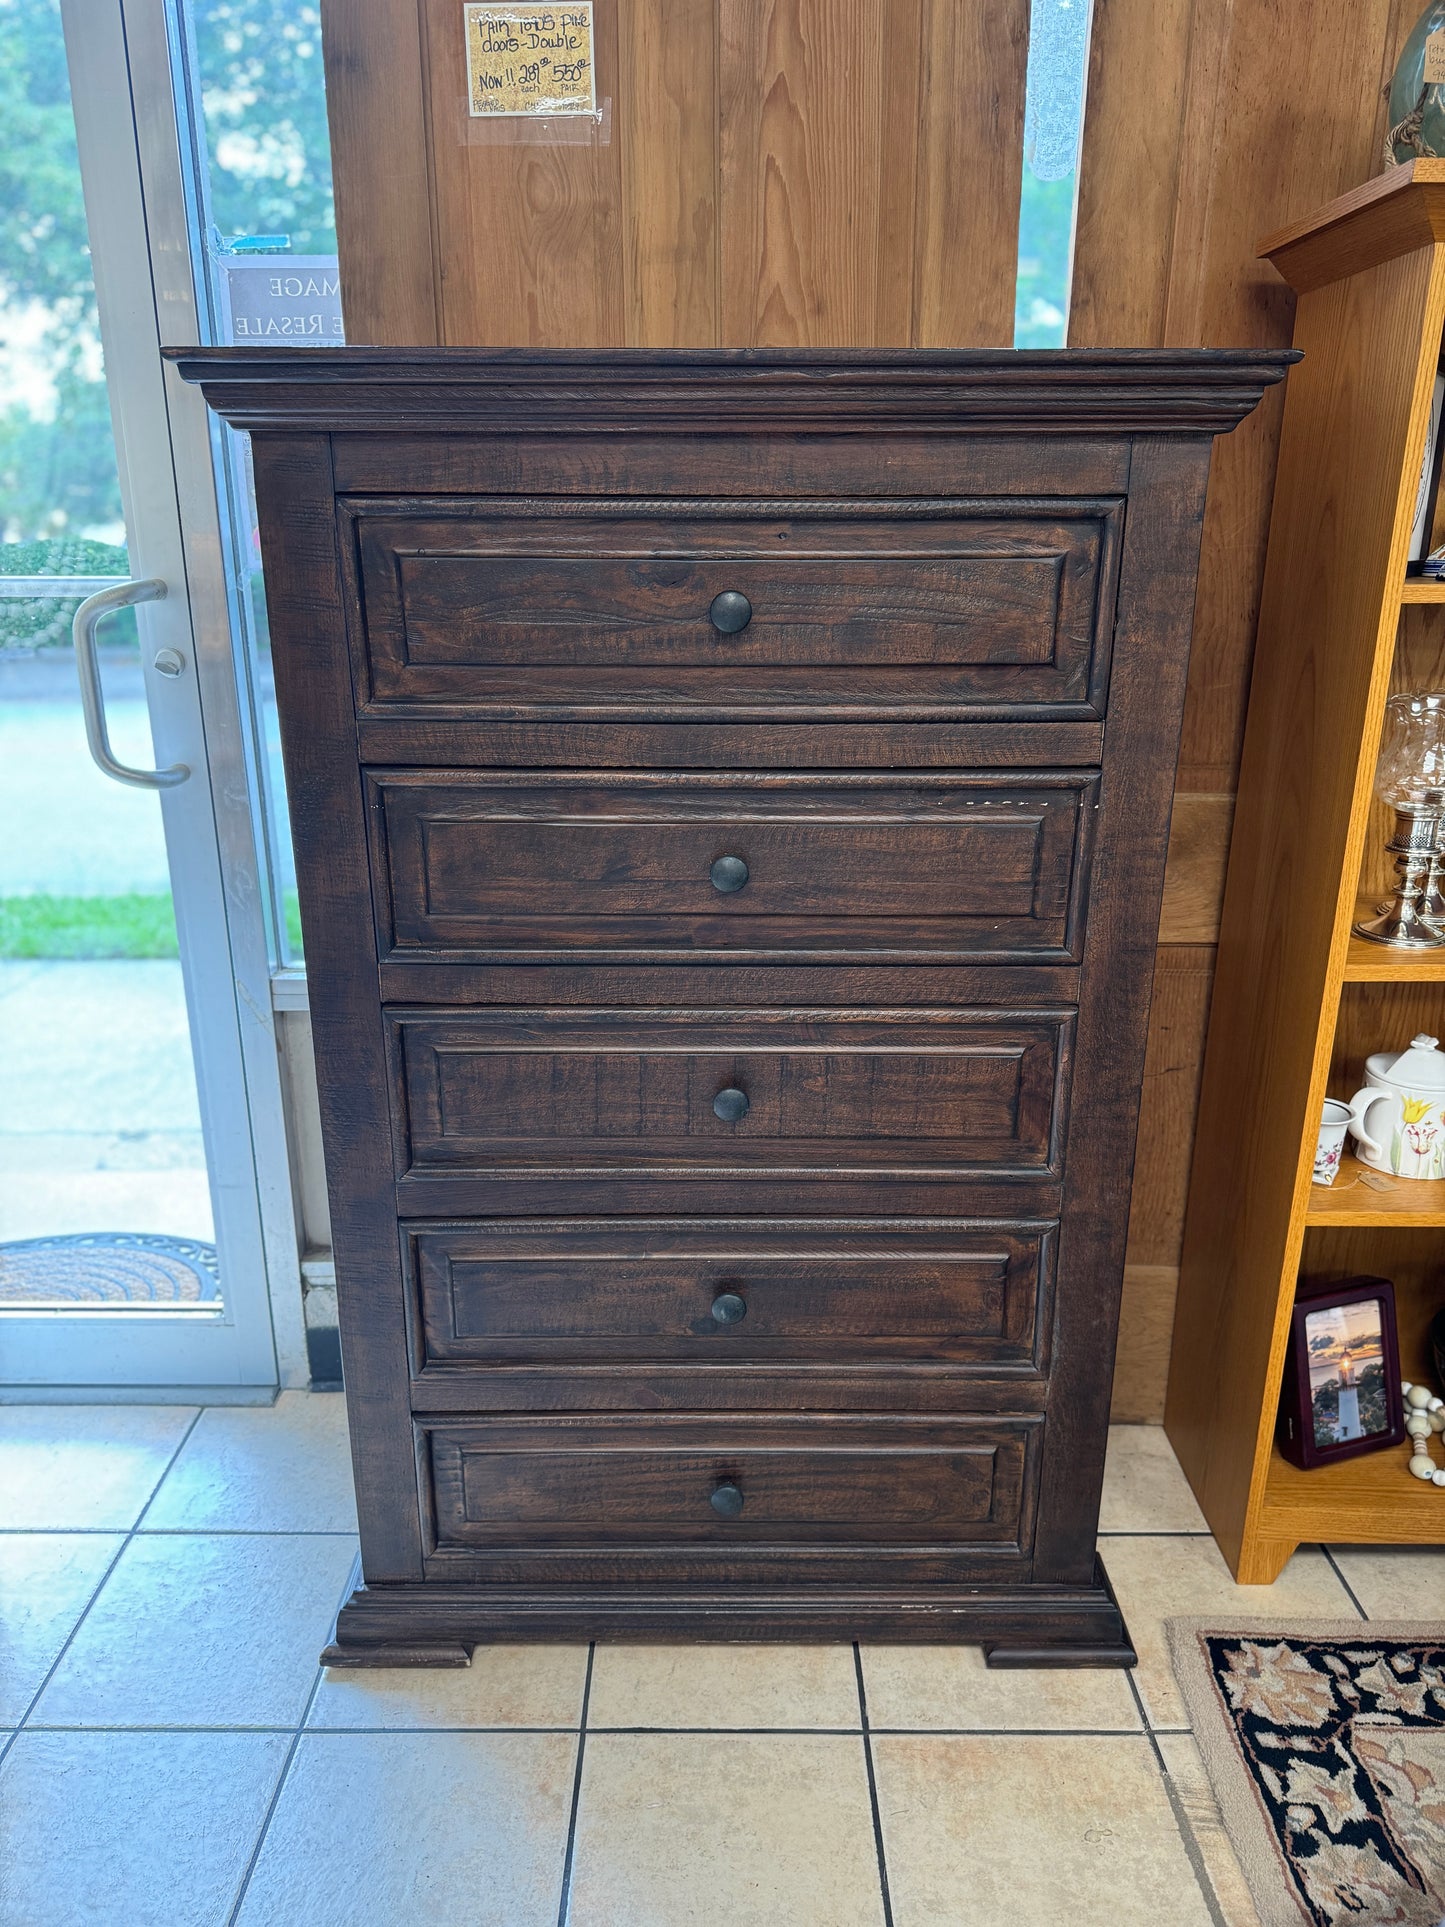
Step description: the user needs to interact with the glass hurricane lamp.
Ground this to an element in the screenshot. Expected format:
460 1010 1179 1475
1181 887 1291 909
1355 692 1445 947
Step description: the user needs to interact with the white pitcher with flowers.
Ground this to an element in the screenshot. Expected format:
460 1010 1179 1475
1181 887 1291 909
1347 1033 1445 1181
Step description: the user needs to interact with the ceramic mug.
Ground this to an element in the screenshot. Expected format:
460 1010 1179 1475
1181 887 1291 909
1313 1099 1354 1185
1348 1077 1445 1180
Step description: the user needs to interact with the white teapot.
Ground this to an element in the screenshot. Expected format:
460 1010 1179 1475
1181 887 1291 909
1347 1033 1445 1181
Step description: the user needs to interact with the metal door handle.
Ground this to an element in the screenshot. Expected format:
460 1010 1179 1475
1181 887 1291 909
73 579 189 789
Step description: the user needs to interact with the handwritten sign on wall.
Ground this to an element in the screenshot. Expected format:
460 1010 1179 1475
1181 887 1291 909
464 4 596 117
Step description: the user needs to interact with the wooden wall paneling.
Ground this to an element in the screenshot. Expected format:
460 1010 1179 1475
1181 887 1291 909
717 0 920 346
618 0 719 345
1112 1267 1181 1422
1125 945 1217 1269
1069 0 1195 350
1111 944 1217 1423
910 0 1029 347
321 0 439 345
1157 793 1233 943
419 0 626 345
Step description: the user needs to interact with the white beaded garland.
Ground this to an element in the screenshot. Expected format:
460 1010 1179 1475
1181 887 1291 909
1400 1380 1445 1487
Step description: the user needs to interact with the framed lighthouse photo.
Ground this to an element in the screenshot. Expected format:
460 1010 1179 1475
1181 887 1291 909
1277 1276 1406 1470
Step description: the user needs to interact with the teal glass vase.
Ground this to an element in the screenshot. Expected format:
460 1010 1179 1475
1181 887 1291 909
1387 3 1445 165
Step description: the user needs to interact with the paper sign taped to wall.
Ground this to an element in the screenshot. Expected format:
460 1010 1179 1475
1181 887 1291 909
464 4 596 117
1426 30 1445 84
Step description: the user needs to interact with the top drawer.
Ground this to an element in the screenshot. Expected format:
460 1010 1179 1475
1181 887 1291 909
343 496 1123 722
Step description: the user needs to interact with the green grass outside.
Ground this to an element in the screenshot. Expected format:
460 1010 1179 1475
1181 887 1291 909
0 894 180 958
0 892 304 960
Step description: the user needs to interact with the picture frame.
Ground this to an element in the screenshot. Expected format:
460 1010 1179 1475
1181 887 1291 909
1277 1275 1406 1470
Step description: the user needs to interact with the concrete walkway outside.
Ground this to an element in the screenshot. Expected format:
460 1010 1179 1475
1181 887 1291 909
0 960 211 1244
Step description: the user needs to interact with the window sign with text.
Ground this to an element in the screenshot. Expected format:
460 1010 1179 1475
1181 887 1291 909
220 256 344 346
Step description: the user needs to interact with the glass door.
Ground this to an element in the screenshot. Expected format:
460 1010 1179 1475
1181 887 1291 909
0 0 307 1392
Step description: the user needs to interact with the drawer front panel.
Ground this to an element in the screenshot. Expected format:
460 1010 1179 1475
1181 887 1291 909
387 1007 1071 1180
423 1418 1032 1549
371 772 1096 962
347 497 1122 718
407 1218 1054 1369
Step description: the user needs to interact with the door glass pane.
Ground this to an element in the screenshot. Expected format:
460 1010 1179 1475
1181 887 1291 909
0 0 218 1310
172 0 344 966
1015 0 1095 348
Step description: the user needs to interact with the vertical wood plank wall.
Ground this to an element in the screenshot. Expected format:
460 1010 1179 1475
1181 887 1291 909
318 0 1420 1416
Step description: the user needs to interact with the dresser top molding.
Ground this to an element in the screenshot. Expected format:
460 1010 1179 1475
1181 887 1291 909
167 347 1296 438
1260 158 1445 294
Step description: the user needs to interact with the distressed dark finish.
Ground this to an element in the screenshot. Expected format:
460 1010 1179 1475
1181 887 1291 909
346 497 1122 720
368 772 1096 964
385 1006 1071 1198
406 1218 1054 1371
172 347 1289 1661
423 1416 1030 1555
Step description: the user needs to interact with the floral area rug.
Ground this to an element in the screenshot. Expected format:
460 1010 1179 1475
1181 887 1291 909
1169 1619 1445 1927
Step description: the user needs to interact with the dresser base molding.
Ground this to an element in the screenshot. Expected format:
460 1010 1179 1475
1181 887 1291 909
321 1558 1133 1666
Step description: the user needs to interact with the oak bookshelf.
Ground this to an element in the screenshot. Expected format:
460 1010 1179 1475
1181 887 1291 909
1168 161 1445 1581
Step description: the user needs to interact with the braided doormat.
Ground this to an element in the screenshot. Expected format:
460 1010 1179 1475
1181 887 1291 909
0 1232 220 1304
1169 1618 1445 1926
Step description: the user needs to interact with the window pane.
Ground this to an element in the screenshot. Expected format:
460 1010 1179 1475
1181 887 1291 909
1015 0 1095 349
172 0 343 965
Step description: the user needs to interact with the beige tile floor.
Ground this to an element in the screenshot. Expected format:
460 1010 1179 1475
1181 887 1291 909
0 1400 1435 1925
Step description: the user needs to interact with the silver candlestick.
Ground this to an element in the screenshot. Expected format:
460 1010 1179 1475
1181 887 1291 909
1354 693 1445 949
1354 800 1445 946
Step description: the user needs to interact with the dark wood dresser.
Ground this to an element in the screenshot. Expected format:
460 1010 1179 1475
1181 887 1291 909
174 349 1290 1664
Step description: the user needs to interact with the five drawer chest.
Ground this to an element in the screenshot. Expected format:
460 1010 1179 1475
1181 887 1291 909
174 348 1291 1664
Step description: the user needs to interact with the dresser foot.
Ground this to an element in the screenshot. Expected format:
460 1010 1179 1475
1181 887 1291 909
982 1553 1135 1666
320 1640 472 1669
983 1637 1137 1669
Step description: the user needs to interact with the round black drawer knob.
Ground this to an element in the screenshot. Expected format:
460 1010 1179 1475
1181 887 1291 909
708 590 753 634
710 1290 747 1325
713 1087 749 1123
710 1481 744 1518
710 855 749 894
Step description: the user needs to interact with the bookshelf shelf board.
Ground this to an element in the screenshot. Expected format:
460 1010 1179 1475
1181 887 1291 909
1260 1439 1445 1546
1399 579 1445 602
1305 1167 1445 1225
1343 910 1445 979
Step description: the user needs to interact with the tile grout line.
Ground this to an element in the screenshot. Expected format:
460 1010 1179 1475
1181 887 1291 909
1095 1528 1214 1538
554 1641 596 1927
1127 1667 1230 1927
852 1645 896 1927
222 1555 355 1927
1322 1546 1371 1619
8 1719 1178 1737
1125 1668 1168 1768
1 1407 205 1767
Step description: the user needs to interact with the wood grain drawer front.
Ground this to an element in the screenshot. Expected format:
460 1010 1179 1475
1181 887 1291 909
423 1418 1032 1549
387 1008 1071 1182
346 497 1122 720
407 1219 1054 1370
371 772 1096 964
